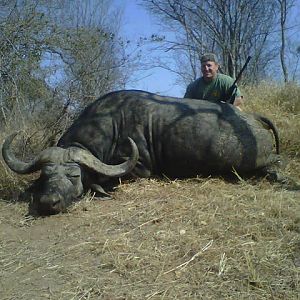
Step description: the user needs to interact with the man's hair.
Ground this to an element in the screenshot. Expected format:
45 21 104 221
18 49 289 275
201 53 218 64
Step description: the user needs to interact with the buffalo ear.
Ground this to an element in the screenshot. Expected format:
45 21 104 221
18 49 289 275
90 184 112 199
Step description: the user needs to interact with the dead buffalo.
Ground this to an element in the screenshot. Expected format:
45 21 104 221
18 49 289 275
2 90 283 215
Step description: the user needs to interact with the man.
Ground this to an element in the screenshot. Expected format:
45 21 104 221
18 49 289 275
184 53 243 109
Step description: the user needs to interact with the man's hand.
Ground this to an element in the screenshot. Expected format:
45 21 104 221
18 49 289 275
233 96 244 110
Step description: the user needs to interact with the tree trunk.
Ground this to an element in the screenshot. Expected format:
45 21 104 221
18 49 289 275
279 0 289 83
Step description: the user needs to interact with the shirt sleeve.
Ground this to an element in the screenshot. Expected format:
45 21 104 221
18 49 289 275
184 84 193 98
223 75 242 99
184 79 200 98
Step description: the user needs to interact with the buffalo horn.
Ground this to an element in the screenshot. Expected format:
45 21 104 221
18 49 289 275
68 137 139 176
2 132 139 177
2 132 42 174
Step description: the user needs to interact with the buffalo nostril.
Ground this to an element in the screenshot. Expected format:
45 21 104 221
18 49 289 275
37 196 63 215
39 194 62 210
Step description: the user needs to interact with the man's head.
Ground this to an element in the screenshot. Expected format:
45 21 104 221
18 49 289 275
201 53 219 82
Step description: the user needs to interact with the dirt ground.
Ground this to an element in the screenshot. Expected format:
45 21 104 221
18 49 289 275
0 176 299 300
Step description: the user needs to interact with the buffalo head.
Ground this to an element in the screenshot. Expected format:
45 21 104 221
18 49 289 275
2 133 139 215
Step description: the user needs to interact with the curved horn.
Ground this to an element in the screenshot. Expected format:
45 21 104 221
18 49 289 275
69 137 139 176
2 132 42 174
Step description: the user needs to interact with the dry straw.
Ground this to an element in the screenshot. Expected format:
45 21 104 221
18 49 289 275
0 83 299 299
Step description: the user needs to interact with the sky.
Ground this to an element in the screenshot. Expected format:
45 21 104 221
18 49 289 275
114 1 184 97
114 1 300 90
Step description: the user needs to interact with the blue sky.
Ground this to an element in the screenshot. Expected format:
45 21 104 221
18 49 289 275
114 1 300 90
115 1 184 97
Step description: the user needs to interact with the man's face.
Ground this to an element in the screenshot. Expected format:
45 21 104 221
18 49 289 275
201 61 219 82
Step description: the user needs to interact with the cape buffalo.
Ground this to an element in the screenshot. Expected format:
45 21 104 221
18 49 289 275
2 90 282 215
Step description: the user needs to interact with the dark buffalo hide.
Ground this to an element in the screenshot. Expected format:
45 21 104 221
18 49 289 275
3 90 287 215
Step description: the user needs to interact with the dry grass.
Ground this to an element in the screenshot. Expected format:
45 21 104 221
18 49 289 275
0 83 300 299
0 178 299 299
243 82 300 157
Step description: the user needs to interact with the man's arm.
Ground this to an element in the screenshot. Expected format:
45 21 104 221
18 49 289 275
231 85 244 110
233 96 244 110
184 84 193 98
184 80 198 98
225 56 251 106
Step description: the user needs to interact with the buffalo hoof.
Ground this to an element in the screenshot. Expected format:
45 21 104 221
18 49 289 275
266 170 300 191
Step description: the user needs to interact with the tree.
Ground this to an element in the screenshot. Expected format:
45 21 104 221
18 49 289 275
0 1 55 126
0 0 140 146
142 0 279 84
44 0 139 110
278 0 289 83
276 0 298 83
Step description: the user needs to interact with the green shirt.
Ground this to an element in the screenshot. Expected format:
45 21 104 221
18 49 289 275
184 73 242 102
